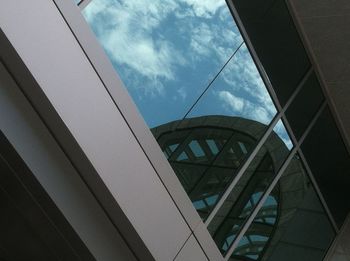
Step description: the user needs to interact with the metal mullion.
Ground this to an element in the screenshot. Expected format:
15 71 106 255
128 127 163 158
270 97 339 232
78 0 92 10
223 146 298 260
211 132 242 167
179 42 244 121
280 67 313 113
187 131 240 199
216 2 335 259
277 98 339 232
169 160 234 170
279 96 325 159
172 42 244 132
272 67 314 152
197 139 214 161
184 146 197 162
205 113 281 226
297 101 326 146
209 1 314 231
201 2 315 243
260 73 337 231
226 0 313 117
224 101 330 259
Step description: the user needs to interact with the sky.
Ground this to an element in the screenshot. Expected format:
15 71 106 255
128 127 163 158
82 0 292 149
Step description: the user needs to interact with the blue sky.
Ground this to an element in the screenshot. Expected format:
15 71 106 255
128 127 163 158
82 0 292 149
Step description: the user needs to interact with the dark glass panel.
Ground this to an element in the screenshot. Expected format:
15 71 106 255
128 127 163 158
286 72 324 140
231 0 311 105
208 128 291 255
230 156 335 261
301 107 350 227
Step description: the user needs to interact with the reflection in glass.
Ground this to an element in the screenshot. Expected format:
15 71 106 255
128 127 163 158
231 155 335 261
231 193 278 260
207 126 291 255
83 0 242 127
273 119 293 150
80 1 317 258
152 116 265 220
187 43 277 127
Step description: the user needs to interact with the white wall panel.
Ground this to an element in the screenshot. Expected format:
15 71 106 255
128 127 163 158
0 1 191 260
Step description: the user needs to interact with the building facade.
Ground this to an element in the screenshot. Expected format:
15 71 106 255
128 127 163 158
1 0 350 260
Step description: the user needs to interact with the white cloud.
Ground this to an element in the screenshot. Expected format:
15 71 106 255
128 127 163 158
189 23 215 58
217 90 272 125
179 0 226 18
83 0 242 99
218 44 277 123
218 91 244 111
84 0 184 94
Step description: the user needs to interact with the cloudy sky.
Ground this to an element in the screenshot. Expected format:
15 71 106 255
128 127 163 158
83 0 292 149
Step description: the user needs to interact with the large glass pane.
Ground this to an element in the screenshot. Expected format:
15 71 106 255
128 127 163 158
301 107 350 227
231 155 335 261
208 125 292 255
83 0 242 128
286 72 324 140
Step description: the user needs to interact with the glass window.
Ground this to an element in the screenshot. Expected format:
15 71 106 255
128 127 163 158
83 0 243 128
83 0 281 222
83 0 278 132
231 155 335 261
153 118 260 220
208 125 292 254
301 107 350 227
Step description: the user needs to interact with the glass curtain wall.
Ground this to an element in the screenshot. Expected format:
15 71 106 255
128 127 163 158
79 0 338 259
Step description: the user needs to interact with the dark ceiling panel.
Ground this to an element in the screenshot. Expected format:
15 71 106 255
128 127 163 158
0 132 95 261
